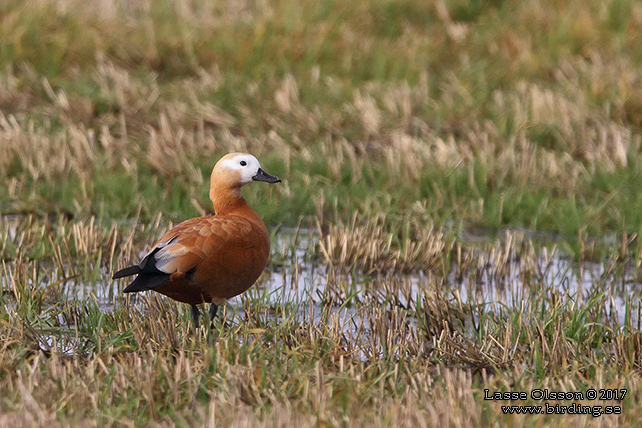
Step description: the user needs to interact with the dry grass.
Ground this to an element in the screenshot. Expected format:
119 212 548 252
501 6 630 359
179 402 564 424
0 0 640 234
1 215 642 424
318 213 451 274
1 0 642 425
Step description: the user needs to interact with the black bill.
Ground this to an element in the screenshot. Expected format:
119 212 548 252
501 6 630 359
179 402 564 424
252 168 282 183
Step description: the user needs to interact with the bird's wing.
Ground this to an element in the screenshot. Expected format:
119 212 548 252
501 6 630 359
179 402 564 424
147 215 255 277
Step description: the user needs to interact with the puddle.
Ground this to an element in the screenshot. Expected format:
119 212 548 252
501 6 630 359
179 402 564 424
226 230 642 337
3 226 642 356
452 252 642 327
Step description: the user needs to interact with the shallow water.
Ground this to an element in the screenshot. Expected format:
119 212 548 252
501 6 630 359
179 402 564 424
182 229 642 343
45 228 642 327
5 227 642 356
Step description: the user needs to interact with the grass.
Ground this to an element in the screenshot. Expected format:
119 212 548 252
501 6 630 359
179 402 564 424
1 0 642 425
2 216 642 425
0 0 641 238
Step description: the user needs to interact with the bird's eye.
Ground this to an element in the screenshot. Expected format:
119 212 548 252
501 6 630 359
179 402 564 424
240 161 247 166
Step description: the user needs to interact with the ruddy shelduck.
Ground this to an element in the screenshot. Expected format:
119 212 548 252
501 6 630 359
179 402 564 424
113 153 281 326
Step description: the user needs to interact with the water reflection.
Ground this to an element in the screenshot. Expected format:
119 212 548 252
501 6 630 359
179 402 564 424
4 227 642 356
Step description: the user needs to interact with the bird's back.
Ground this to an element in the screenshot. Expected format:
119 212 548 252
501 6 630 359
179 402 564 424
119 209 270 305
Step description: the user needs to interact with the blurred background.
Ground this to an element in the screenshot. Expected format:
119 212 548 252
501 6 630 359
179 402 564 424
1 2 642 425
0 0 641 239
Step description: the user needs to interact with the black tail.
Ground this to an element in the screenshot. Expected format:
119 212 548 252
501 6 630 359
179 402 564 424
112 265 142 279
123 273 170 293
115 245 172 293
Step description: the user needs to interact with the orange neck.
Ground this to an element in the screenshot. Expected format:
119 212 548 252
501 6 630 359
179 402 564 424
209 183 263 224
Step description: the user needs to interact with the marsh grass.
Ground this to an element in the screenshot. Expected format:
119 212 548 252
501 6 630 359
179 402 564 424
1 0 642 425
1 215 642 425
0 0 641 240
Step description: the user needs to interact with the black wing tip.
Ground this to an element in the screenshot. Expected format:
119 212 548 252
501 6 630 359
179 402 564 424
123 273 171 293
112 265 141 279
123 282 148 293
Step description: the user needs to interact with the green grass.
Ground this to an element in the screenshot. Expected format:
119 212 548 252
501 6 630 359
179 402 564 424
0 0 639 243
2 215 642 425
1 0 642 425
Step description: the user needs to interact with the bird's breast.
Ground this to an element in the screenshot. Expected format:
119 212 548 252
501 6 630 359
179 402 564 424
194 218 270 301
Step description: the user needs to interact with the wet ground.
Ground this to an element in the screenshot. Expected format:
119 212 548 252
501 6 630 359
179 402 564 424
5 226 642 356
59 228 642 327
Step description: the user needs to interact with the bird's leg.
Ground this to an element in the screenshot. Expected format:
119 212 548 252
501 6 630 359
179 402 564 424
209 303 219 320
205 303 220 338
190 304 201 329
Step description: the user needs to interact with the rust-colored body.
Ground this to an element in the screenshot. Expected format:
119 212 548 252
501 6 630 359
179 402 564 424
151 205 270 305
113 153 280 315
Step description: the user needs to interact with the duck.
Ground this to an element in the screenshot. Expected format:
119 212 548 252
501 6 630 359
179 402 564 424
112 153 281 327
